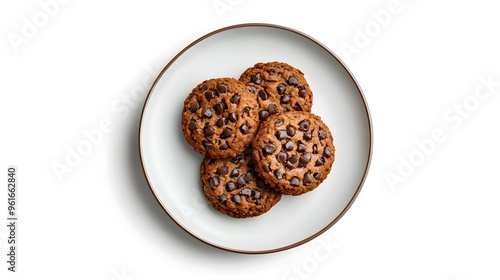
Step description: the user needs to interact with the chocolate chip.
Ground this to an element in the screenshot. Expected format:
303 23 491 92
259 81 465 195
241 187 252 197
285 156 297 169
274 169 284 180
214 103 224 114
292 103 302 111
218 194 227 204
230 168 240 178
240 124 249 134
312 144 318 154
236 176 246 187
303 133 312 141
277 152 287 163
313 172 321 180
286 125 296 136
280 94 290 104
228 112 238 122
258 90 268 100
230 94 240 104
288 76 298 85
289 155 298 164
188 120 197 131
323 147 332 158
318 130 327 140
252 189 261 199
268 69 276 76
298 120 309 131
263 144 276 155
259 110 270 121
285 161 295 169
255 198 261 205
290 177 300 187
216 166 228 175
303 172 312 185
221 99 228 110
203 125 214 137
275 118 283 125
297 142 306 153
277 83 286 95
202 108 212 119
220 128 232 139
315 158 324 166
263 163 271 172
220 143 230 150
232 195 241 204
199 85 207 92
205 90 215 101
275 130 287 140
243 106 251 116
189 101 199 113
216 118 226 127
209 176 219 188
299 89 307 98
248 86 256 93
299 153 311 166
217 83 228 93
284 140 294 151
268 104 278 115
243 172 254 182
252 73 261 84
202 140 213 150
225 181 236 192
231 155 244 164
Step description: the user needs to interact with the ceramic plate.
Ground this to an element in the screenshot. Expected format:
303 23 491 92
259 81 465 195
139 23 372 254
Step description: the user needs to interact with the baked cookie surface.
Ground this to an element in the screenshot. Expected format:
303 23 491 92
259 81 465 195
252 111 335 195
239 62 313 121
200 151 282 218
181 77 260 158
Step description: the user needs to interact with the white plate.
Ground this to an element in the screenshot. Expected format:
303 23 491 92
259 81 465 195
139 23 372 254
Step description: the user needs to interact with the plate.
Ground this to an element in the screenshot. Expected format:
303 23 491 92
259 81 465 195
139 23 372 254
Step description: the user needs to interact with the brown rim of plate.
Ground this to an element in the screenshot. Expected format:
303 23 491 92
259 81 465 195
138 23 373 255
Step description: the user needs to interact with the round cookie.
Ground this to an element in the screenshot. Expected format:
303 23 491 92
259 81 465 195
239 62 313 122
181 77 260 158
252 111 335 196
200 151 282 218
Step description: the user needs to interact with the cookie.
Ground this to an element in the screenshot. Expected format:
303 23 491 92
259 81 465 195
200 151 282 218
239 62 313 122
181 78 260 158
252 111 335 196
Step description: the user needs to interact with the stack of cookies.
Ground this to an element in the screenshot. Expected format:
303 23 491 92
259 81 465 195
181 62 335 218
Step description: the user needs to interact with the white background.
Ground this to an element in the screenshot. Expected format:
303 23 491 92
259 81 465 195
1 0 499 279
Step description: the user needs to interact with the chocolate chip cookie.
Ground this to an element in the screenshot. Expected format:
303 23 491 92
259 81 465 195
200 151 282 218
252 111 335 196
181 78 260 158
239 62 313 122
